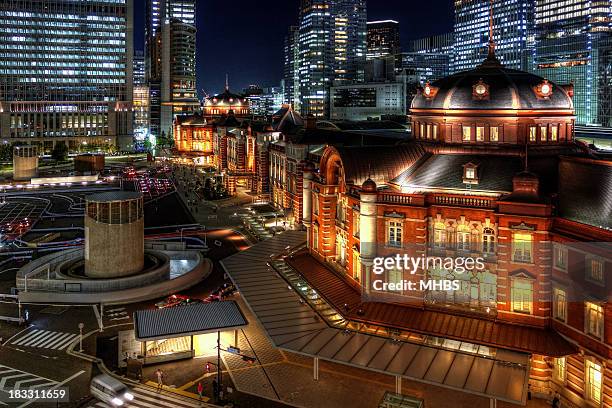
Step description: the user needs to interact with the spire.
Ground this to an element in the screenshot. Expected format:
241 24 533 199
225 74 229 91
480 0 501 67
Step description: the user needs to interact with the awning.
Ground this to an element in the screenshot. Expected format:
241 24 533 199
221 232 530 406
133 301 248 341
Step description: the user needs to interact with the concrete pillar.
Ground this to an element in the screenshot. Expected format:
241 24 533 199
359 179 378 296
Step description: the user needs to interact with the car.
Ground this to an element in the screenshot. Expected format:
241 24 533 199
155 294 189 309
90 374 134 406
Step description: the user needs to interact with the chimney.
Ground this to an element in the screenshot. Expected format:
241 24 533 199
305 114 317 130
512 171 540 200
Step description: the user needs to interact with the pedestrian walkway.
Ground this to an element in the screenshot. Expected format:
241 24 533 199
83 384 207 408
0 364 58 398
8 328 77 350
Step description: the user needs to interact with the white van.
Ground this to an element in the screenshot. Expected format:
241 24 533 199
90 374 134 406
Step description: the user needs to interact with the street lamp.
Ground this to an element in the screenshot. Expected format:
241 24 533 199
78 322 84 352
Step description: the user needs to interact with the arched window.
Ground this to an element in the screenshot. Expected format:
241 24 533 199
483 227 495 254
433 221 446 248
457 224 471 251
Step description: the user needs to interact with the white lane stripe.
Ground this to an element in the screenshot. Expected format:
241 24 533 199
11 330 40 345
40 332 72 349
0 373 30 389
36 332 67 349
29 381 58 389
43 333 75 349
0 369 15 375
23 331 56 347
132 387 201 407
12 378 53 388
54 335 79 351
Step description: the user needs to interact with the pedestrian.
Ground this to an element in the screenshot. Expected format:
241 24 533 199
197 381 203 400
155 369 164 392
551 392 560 408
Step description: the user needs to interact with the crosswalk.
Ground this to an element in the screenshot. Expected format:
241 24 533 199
85 385 204 408
0 364 58 402
8 329 78 351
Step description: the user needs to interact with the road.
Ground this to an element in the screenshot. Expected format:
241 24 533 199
0 226 249 407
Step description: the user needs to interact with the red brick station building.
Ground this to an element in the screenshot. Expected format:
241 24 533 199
178 51 611 407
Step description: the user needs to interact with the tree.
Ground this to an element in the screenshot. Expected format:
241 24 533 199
51 142 68 162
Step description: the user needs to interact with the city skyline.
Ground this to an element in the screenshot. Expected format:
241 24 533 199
133 0 455 94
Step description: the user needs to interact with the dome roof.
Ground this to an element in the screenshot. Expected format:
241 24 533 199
206 89 245 106
411 62 574 111
361 178 377 193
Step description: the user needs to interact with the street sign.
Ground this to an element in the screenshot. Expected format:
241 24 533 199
227 346 241 355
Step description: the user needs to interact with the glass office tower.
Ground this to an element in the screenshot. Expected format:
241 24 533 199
454 0 534 72
534 0 612 126
297 0 367 118
145 0 198 140
0 0 134 152
367 20 401 60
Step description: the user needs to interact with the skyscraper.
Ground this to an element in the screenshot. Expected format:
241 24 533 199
453 0 534 72
145 0 198 140
283 26 301 111
0 0 133 152
367 20 401 60
296 0 367 118
134 51 146 86
533 0 612 126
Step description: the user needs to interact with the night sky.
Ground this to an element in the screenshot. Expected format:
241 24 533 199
133 0 454 96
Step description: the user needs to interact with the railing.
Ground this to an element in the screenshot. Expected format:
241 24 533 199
379 193 423 205
431 194 496 208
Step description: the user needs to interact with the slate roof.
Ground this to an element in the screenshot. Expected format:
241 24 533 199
559 157 612 230
133 301 248 341
335 143 427 186
402 153 562 195
411 64 573 111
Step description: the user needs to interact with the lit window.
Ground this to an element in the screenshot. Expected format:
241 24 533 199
553 288 567 322
353 212 360 237
388 221 402 248
585 302 604 339
511 278 533 314
352 251 361 281
540 125 547 142
420 123 425 138
426 124 431 139
586 360 602 404
476 126 485 141
512 233 533 263
555 357 566 382
529 126 537 142
490 126 499 142
482 227 495 254
550 125 558 141
462 126 472 141
313 226 319 250
586 258 604 284
432 124 438 139
554 245 567 270
457 224 471 251
465 167 476 179
433 221 446 248
313 194 319 215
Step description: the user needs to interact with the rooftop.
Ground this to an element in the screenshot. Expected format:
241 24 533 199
134 300 248 341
